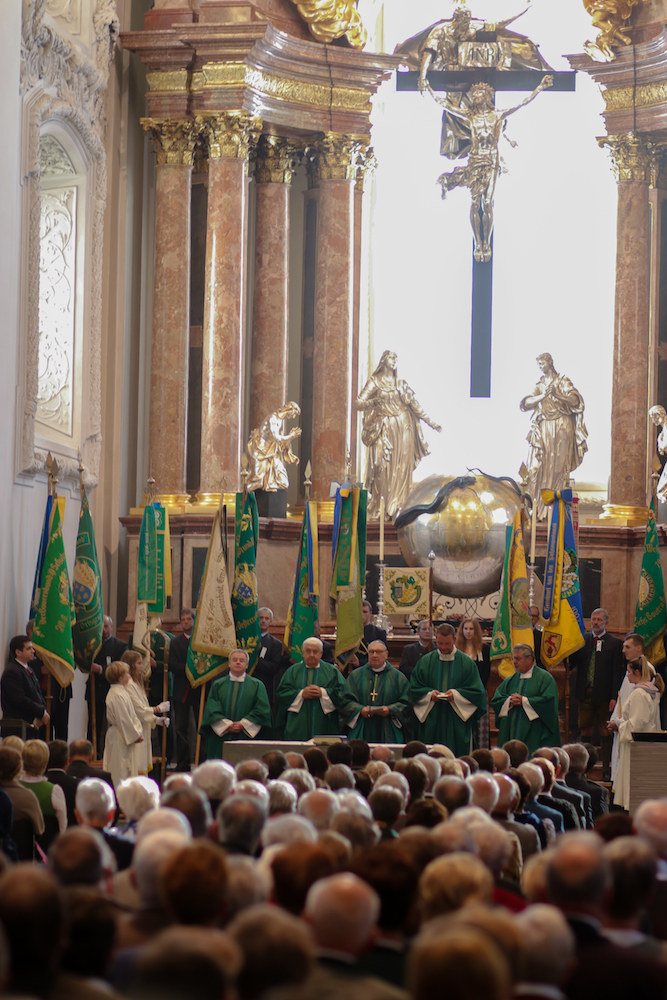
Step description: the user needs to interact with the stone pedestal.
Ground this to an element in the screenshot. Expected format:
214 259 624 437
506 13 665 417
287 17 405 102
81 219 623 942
142 118 198 503
311 134 362 500
198 112 261 500
249 137 296 432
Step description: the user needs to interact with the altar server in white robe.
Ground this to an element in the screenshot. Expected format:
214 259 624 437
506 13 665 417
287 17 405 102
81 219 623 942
121 650 170 775
103 660 144 787
610 633 661 783
608 656 663 811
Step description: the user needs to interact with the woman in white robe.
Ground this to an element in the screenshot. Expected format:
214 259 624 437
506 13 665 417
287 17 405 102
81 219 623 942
121 650 170 775
103 660 144 788
608 657 663 811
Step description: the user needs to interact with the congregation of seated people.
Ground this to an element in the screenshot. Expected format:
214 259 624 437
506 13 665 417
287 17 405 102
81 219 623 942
0 733 666 1000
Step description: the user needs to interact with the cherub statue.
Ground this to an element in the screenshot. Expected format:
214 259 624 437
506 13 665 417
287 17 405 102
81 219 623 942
246 402 301 492
434 76 553 263
649 405 667 503
583 0 647 62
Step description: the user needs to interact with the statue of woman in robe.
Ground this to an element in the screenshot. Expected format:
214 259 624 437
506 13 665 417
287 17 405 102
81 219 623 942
354 351 441 520
649 404 667 503
520 353 588 520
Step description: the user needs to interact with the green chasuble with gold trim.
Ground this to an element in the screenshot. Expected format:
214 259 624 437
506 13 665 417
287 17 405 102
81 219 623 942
276 660 353 739
347 664 412 744
491 667 561 755
409 649 486 755
199 674 272 758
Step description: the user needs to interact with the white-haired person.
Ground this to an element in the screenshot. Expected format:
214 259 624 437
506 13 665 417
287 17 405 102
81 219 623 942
121 650 170 776
75 777 134 871
608 656 665 811
192 759 236 814
199 650 273 758
103 660 144 789
277 637 354 740
113 776 160 839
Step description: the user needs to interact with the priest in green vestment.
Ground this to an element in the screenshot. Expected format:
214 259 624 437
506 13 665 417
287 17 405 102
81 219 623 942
347 641 412 743
199 649 273 758
491 643 561 755
276 637 353 739
409 624 486 755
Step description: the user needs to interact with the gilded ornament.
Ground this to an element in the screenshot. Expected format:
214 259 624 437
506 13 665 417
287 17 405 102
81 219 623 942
196 111 262 162
244 67 370 114
287 0 367 49
146 69 190 94
354 350 441 521
599 132 665 183
355 144 377 192
254 135 298 184
246 402 302 492
582 0 648 62
140 117 200 166
603 82 667 111
520 353 588 520
315 132 367 181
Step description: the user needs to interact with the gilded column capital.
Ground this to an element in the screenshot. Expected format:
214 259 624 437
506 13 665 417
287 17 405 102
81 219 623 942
315 132 367 182
355 144 377 193
254 135 298 184
599 132 666 184
141 117 199 166
196 111 262 163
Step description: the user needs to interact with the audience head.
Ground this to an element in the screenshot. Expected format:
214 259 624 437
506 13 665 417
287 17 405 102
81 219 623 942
403 740 428 758
409 921 511 1000
162 840 229 926
368 785 404 829
282 768 316 798
419 853 494 920
635 797 667 859
261 813 317 849
192 760 236 805
0 746 22 783
136 807 192 841
131 926 240 1000
133 829 190 907
467 772 499 813
415 752 441 791
531 757 556 793
298 788 340 830
0 865 63 995
75 778 116 828
404 798 448 829
48 827 108 888
270 842 336 914
235 759 268 785
303 748 328 780
366 760 391 783
117 776 160 821
546 832 611 916
60 889 118 980
69 739 94 762
217 795 266 854
284 751 308 769
562 742 589 776
228 904 315 1000
394 757 428 802
20 739 48 777
325 763 355 791
267 779 298 816
327 742 353 767
471 748 494 773
304 872 380 957
161 787 213 839
503 740 529 768
491 748 510 773
492 774 520 816
594 812 635 842
225 856 270 922
47 739 68 770
459 755 478 774
604 836 657 921
261 750 288 780
349 739 371 767
514 904 575 987
370 745 395 765
350 842 420 934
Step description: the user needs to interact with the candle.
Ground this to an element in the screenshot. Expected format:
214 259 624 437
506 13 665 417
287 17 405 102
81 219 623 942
379 496 385 561
530 495 537 566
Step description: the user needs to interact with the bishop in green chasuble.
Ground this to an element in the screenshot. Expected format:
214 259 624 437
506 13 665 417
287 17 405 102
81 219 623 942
276 637 353 739
491 644 561 755
409 627 486 755
347 641 412 743
200 649 273 758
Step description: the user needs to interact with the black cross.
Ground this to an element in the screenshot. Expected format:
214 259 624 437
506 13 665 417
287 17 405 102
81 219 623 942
397 68 576 398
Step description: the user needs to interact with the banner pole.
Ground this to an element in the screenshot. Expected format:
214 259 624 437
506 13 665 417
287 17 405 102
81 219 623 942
90 669 97 761
160 641 168 787
195 686 206 767
45 673 52 743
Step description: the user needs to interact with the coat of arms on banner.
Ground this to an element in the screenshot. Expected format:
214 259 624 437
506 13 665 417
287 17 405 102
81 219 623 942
384 568 430 616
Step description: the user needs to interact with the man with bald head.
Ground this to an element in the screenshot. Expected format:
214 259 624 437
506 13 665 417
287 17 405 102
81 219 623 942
304 872 380 978
199 649 273 758
491 645 560 755
347 641 412 743
277 638 353 739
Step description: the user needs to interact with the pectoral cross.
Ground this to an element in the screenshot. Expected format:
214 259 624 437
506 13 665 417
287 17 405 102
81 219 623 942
370 676 379 702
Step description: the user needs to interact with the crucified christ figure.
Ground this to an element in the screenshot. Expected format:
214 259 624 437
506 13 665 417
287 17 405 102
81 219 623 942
434 76 553 263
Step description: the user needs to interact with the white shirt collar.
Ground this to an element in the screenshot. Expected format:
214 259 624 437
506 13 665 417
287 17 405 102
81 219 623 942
229 672 246 683
438 651 455 661
305 661 320 669
370 664 387 673
518 666 535 680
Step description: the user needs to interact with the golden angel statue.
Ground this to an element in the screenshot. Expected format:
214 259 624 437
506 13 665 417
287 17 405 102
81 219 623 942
583 0 647 62
520 354 588 520
354 351 441 520
246 402 301 492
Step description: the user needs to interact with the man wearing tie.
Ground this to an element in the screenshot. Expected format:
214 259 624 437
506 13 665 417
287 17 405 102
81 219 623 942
1 635 50 737
571 608 623 781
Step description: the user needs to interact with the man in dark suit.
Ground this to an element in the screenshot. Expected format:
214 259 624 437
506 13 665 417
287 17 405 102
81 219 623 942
66 739 114 788
169 608 198 772
88 616 127 756
255 607 284 709
1 635 49 737
399 620 432 679
571 608 623 782
562 742 608 820
46 739 80 827
533 746 592 828
26 619 71 742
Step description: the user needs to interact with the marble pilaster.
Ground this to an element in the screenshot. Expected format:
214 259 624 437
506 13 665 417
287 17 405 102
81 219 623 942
141 117 198 502
197 111 261 499
249 136 297 432
601 134 653 517
311 133 364 501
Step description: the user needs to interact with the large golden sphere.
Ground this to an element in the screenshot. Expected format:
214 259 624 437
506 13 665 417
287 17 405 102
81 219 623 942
395 473 523 598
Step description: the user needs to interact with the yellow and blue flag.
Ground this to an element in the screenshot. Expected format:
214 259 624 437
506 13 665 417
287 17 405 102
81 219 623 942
540 489 586 669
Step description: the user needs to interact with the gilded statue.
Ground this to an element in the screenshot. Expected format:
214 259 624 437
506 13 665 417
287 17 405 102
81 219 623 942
246 402 301 493
287 0 366 49
354 351 441 521
433 77 553 263
649 405 667 502
394 9 554 80
520 354 588 520
583 0 647 62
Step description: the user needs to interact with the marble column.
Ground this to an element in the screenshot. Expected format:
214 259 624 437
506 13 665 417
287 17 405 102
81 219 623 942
249 136 297 432
311 133 364 501
351 145 375 483
197 112 262 500
142 118 198 504
600 134 655 522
